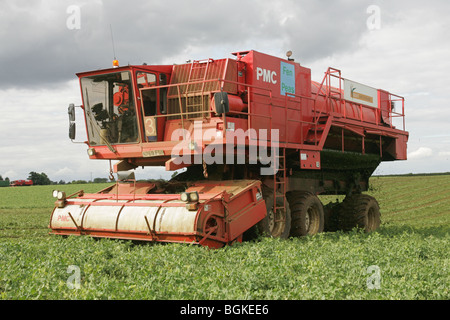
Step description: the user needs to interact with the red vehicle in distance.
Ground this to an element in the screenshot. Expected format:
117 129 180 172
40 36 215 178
10 180 33 187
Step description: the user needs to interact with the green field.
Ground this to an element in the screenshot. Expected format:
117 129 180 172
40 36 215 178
0 176 448 300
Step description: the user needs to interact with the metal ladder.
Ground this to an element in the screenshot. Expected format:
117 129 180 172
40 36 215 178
273 147 287 218
185 59 212 118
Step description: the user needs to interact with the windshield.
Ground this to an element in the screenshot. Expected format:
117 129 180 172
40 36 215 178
80 71 139 145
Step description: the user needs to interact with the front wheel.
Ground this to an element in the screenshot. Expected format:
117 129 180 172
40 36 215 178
255 189 291 239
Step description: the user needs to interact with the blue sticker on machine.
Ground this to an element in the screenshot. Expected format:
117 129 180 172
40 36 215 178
280 61 295 96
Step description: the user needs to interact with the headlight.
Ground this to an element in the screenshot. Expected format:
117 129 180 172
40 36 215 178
180 191 199 202
189 191 199 202
52 190 59 198
180 192 189 202
57 191 66 200
87 148 96 156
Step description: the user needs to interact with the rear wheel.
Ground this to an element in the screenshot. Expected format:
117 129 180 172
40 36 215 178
287 191 324 236
337 194 380 232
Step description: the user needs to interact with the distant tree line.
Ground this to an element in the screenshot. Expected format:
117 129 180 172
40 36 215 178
374 172 450 177
25 172 109 185
8 171 450 186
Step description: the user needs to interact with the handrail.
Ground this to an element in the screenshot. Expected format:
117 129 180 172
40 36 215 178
311 68 406 132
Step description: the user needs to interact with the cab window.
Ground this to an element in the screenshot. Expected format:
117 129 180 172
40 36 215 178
137 72 157 116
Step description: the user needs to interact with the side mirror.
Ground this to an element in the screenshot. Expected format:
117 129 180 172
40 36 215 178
68 104 75 122
69 122 76 140
213 92 229 115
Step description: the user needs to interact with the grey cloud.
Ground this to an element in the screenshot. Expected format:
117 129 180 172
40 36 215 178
0 0 383 89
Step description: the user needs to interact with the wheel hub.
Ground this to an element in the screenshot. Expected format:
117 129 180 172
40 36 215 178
305 211 310 232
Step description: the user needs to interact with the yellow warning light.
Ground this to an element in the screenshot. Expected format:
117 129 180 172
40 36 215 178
112 59 119 68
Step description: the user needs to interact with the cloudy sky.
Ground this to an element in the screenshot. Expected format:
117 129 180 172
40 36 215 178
1 0 449 182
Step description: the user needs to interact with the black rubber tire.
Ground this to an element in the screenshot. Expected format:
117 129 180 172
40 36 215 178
254 188 291 239
287 191 324 237
323 201 342 232
337 194 381 232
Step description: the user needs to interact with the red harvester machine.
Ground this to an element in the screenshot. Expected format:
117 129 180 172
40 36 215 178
10 180 33 187
50 50 408 248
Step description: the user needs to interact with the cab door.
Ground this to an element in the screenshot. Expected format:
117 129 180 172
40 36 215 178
137 72 167 142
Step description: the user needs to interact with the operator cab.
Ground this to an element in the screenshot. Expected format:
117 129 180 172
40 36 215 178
74 64 172 152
